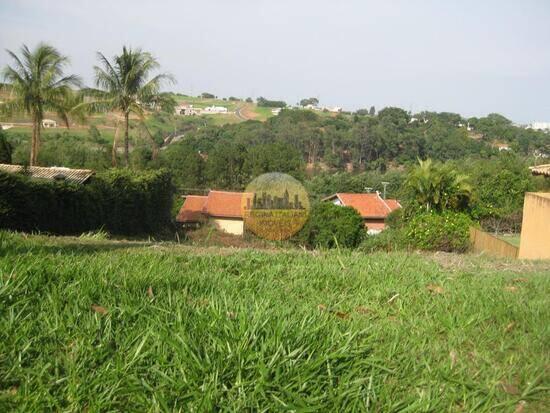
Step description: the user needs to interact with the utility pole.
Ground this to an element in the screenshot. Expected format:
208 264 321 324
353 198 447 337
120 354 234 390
381 181 390 199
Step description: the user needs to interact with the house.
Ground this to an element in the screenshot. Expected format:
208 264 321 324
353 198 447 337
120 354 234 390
42 119 57 128
494 142 511 152
176 190 253 235
530 164 550 177
203 106 228 114
323 192 401 234
0 164 94 184
271 108 282 115
175 104 199 116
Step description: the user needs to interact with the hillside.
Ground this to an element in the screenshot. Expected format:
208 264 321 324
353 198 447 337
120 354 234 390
0 232 548 411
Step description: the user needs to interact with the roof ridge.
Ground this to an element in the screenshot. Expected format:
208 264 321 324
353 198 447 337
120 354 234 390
377 193 392 212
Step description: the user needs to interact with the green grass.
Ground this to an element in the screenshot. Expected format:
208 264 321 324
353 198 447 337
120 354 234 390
0 232 548 411
498 235 521 247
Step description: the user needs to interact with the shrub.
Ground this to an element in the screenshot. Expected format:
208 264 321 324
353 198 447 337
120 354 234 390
297 202 364 249
358 228 408 253
405 211 473 252
0 169 174 236
0 130 12 164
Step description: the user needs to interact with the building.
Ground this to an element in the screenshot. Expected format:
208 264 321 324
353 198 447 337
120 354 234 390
0 164 94 184
176 190 252 235
175 104 199 116
530 164 550 177
203 106 228 114
271 108 282 115
323 192 401 234
42 119 57 128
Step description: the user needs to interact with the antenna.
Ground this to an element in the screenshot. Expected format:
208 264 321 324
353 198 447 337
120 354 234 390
381 181 390 199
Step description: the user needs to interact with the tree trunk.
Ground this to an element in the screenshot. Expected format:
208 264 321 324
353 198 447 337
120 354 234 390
124 112 130 167
30 117 40 166
112 122 119 167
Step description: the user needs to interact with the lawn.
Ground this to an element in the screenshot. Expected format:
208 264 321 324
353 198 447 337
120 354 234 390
0 232 548 411
499 235 521 248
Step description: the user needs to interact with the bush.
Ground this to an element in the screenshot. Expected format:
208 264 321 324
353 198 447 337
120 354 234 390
0 169 174 236
358 228 408 253
0 130 12 164
405 211 473 252
297 202 364 249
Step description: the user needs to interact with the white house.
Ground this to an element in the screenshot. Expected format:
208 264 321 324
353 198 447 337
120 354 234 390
42 119 57 128
203 106 228 114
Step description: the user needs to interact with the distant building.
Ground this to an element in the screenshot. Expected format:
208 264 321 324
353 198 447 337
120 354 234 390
327 106 342 113
271 108 282 115
203 106 228 114
493 142 511 152
0 164 94 184
175 104 199 116
42 119 57 128
323 192 401 234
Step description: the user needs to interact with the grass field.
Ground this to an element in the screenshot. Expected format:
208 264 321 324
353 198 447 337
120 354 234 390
0 232 548 411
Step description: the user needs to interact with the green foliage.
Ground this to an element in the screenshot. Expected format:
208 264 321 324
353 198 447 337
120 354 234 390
83 46 174 166
358 228 408 253
201 92 215 99
405 211 473 252
299 97 319 107
0 130 12 163
297 202 364 249
0 169 174 235
404 159 472 212
257 96 287 108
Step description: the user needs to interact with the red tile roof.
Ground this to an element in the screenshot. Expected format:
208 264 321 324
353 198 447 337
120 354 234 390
176 195 207 222
324 193 401 218
176 191 254 222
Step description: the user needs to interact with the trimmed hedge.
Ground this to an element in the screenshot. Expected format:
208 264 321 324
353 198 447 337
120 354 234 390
0 169 174 236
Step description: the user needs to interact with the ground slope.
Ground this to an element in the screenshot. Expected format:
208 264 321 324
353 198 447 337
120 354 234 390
0 233 548 411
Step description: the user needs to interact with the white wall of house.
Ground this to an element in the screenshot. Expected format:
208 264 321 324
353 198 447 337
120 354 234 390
209 217 244 235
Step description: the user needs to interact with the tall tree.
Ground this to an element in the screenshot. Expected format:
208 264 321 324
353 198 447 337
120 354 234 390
84 46 173 167
1 43 81 165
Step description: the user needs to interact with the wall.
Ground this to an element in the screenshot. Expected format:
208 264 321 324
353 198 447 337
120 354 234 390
469 227 519 259
210 217 244 235
518 193 550 260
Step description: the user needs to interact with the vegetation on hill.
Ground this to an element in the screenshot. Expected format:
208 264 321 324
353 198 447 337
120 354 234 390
0 232 548 411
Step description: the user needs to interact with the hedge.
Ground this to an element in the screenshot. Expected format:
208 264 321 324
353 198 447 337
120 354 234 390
0 169 174 236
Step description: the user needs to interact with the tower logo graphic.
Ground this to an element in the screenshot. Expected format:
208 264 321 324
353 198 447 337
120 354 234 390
241 173 310 240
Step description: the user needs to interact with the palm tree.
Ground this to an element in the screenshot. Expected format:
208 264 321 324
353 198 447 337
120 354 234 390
84 46 174 167
405 159 472 212
1 44 81 165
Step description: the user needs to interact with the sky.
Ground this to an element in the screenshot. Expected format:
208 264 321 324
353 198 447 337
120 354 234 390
1 0 550 123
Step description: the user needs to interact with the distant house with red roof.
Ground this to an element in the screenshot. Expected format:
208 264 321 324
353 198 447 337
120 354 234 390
323 192 401 234
176 190 252 235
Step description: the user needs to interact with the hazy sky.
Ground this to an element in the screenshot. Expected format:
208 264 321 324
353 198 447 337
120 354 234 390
1 0 549 122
